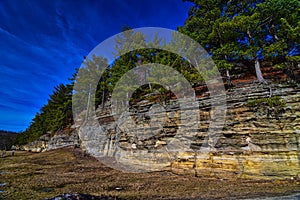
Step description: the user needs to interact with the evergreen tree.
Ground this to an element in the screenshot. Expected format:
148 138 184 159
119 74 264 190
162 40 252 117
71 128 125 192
73 55 109 121
257 0 300 74
232 0 300 83
178 0 235 85
179 0 300 84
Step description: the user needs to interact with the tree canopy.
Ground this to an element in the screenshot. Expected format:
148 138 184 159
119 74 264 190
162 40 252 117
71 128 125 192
179 0 300 83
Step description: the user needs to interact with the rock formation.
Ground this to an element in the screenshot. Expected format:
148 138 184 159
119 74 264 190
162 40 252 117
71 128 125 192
19 131 79 152
19 81 300 179
78 82 300 179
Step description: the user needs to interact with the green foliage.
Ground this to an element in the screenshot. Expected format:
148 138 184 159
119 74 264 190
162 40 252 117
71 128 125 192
274 55 300 69
179 0 300 82
287 56 300 63
94 29 204 109
72 55 109 112
247 96 286 107
215 60 233 70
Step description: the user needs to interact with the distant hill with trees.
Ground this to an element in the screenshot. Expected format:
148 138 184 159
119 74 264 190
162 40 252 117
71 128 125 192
0 130 18 150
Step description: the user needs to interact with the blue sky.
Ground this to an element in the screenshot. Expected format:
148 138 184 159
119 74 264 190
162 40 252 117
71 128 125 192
0 0 192 132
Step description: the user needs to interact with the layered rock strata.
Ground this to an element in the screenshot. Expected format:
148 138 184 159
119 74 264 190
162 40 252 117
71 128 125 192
78 82 300 179
19 131 79 152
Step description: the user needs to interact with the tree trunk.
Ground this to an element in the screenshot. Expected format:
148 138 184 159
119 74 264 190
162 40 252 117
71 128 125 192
85 83 92 123
226 69 232 87
254 58 266 83
254 59 272 97
224 53 232 87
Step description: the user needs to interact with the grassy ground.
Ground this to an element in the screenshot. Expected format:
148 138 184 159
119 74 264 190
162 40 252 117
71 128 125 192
0 147 299 200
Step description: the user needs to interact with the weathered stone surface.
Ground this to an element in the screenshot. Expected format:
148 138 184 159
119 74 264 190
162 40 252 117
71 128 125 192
20 134 50 152
20 131 79 152
172 151 300 179
46 131 79 151
77 82 300 178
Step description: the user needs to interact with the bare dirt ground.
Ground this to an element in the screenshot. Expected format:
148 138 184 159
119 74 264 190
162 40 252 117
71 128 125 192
0 147 299 200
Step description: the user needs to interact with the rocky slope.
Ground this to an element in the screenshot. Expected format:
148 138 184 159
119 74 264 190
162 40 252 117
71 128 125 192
78 82 300 179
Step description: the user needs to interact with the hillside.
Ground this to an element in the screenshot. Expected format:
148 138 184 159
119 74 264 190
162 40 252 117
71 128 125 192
0 130 18 150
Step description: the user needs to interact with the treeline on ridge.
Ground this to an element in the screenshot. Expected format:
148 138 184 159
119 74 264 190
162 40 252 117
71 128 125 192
15 0 300 145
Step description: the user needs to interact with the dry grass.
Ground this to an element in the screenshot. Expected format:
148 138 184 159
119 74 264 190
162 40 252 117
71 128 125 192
0 147 299 200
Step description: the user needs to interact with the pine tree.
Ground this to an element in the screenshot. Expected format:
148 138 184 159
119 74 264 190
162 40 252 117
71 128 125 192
258 0 300 77
73 55 108 121
179 0 240 86
179 0 300 84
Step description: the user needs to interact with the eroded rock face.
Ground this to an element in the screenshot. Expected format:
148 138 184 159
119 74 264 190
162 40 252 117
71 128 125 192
20 134 50 152
20 131 79 152
177 83 300 179
46 132 79 151
78 83 300 178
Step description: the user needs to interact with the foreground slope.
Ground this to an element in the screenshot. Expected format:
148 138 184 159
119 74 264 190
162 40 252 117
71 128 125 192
0 147 299 200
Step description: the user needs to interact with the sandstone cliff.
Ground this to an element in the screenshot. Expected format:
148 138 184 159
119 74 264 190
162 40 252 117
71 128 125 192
19 131 79 152
77 82 300 179
19 82 300 179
